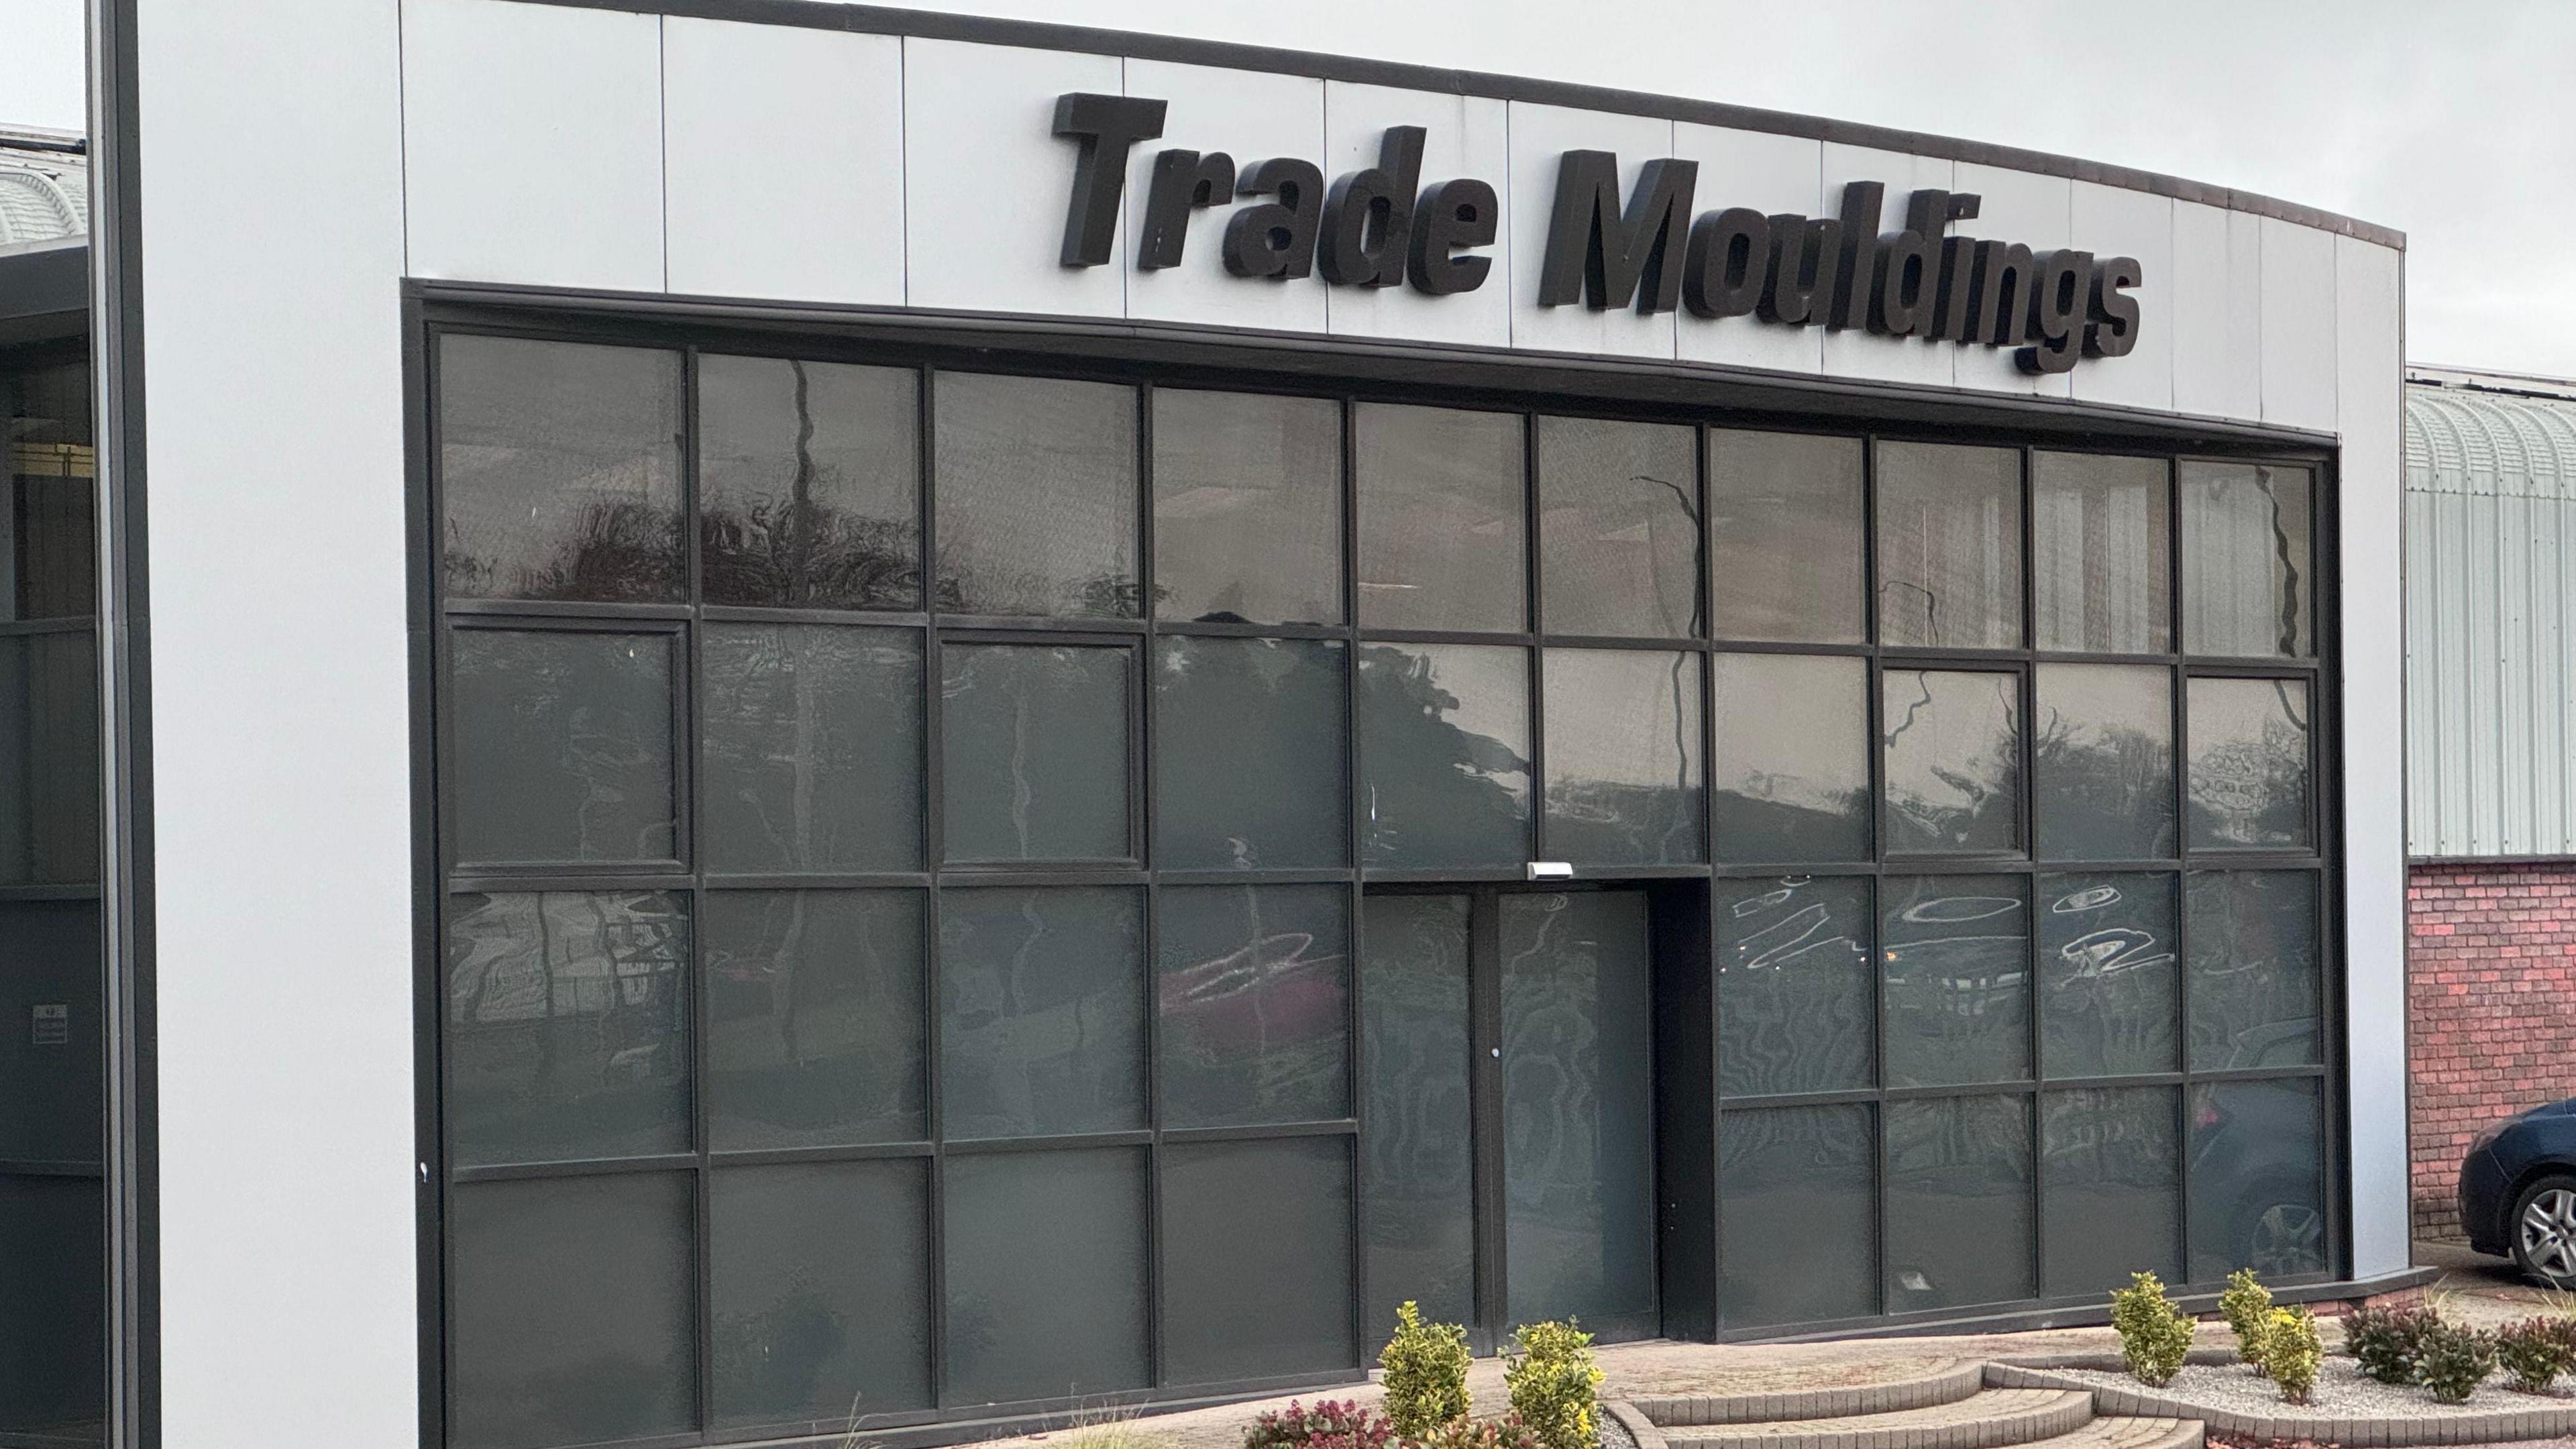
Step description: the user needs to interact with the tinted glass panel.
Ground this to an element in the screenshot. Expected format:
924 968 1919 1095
1537 417 1699 637
440 335 684 603
1885 1094 2034 1311
2038 873 2178 1079
942 643 1130 863
1882 875 2030 1087
449 1174 695 1449
0 1177 103 1438
1359 894 1474 1341
1882 669 2021 855
1875 441 2021 649
1354 403 1524 630
702 625 922 873
1162 1138 1358 1383
446 891 690 1167
1719 1105 1876 1327
1152 389 1341 625
710 1161 932 1428
938 887 1145 1139
1358 643 1530 867
451 629 676 867
2035 663 2174 861
2182 462 2312 657
933 373 1138 617
1542 649 1703 866
0 902 101 1164
2186 871 2321 1070
2042 1087 2182 1295
704 890 926 1150
1713 653 1870 863
2188 1078 2326 1281
1707 429 1865 643
2187 677 2311 850
698 355 920 610
1152 636 1346 869
3 357 95 622
943 1148 1150 1402
2033 452 2170 653
1159 885 1351 1129
0 632 98 885
1717 876 1873 1097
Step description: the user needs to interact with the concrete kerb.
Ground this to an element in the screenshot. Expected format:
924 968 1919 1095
1629 1359 1986 1425
1603 1399 1668 1449
1984 1358 2576 1446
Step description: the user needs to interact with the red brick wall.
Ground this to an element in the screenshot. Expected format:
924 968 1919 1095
2408 859 2576 1238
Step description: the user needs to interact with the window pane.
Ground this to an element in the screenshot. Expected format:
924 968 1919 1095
938 887 1145 1139
2035 663 2174 861
0 1177 103 1437
2187 677 2311 850
1542 649 1703 866
1717 876 1873 1097
941 643 1130 863
2038 873 2178 1079
2182 462 2312 657
711 1161 932 1428
1707 429 1865 644
2186 871 2321 1069
1152 637 1346 869
702 625 922 873
1882 875 2030 1087
1358 643 1530 867
449 1174 695 1449
439 335 684 603
2033 452 2170 653
1719 1104 1876 1327
2188 1078 2326 1281
1159 885 1351 1129
1162 1137 1358 1383
0 902 101 1165
1886 1094 2034 1311
1152 389 1341 625
943 1147 1150 1402
698 355 920 610
1537 416 1699 637
4 357 97 622
1354 402 1523 630
2043 1087 2182 1295
0 633 98 885
704 890 926 1150
451 629 676 867
1360 894 1474 1342
1875 441 2022 649
446 891 690 1167
1882 669 2021 855
1713 653 1870 863
933 373 1138 617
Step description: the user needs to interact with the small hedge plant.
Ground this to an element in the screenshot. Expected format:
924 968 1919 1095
1381 1301 1471 1440
1503 1320 1603 1449
2496 1315 2576 1394
2219 1269 2275 1377
1244 1401 1394 1449
1417 1418 1544 1449
2416 1320 2499 1403
2255 1306 2322 1405
2109 1272 2194 1387
2344 1302 2438 1385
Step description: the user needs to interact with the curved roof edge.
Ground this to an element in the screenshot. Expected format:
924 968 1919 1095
520 0 2406 251
2406 374 2576 497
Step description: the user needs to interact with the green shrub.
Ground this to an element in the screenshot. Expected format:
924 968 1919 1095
2256 1306 2322 1405
2219 1269 2275 1377
2108 1272 2194 1388
2496 1316 2574 1394
1503 1320 1603 1449
1380 1302 1471 1439
2345 1303 2437 1385
2417 1320 2498 1403
1244 1401 1395 1449
1417 1417 1544 1449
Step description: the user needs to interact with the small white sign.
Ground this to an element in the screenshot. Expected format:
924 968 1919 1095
30 1004 67 1047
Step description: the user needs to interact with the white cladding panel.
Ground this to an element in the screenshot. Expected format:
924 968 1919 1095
1504 103 1676 360
2069 182 2176 413
1321 82 1512 348
2263 215 2341 432
1952 162 2072 399
1123 60 1328 333
1668 123 1823 376
1818 144 1955 390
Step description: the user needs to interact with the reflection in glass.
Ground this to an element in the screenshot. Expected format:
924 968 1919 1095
703 891 925 1150
2038 873 2178 1079
941 643 1130 863
2188 678 2311 850
1360 895 1474 1342
1537 417 1699 637
698 356 920 610
0 1177 103 1438
446 892 691 1167
1707 430 1866 643
2188 1078 2326 1281
2183 462 2312 657
439 335 684 603
0 633 99 885
1153 637 1346 869
1882 669 2021 854
1875 441 2021 649
1355 403 1524 630
702 625 922 873
711 1162 932 1427
2035 664 2174 861
1719 1105 1876 1327
1162 1138 1358 1383
451 630 676 867
1881 875 2030 1087
2186 871 2321 1069
1717 877 1872 1096
2043 1088 2182 1295
1159 885 1350 1129
1886 1095 2034 1311
943 1148 1150 1402
1358 644 1530 867
2033 452 2170 653
1152 389 1341 625
1713 653 1870 863
938 887 1145 1140
0 903 102 1164
3 356 97 622
933 373 1138 616
1542 649 1703 865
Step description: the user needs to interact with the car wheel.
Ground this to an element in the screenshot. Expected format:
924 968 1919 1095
2245 1199 2326 1277
2510 1175 2576 1289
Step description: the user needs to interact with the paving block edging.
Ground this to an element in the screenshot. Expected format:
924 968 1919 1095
1629 1359 1984 1425
1985 1358 2576 1446
1604 1398 1668 1449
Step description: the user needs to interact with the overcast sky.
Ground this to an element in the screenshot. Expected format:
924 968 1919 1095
5 0 2571 373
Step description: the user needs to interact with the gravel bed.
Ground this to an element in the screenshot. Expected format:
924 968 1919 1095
2053 1360 2575 1417
1597 1406 1639 1449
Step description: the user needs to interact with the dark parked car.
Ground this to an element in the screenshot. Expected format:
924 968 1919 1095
2459 1095 2576 1288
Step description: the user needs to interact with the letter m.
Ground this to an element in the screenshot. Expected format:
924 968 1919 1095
1537 151 1699 312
